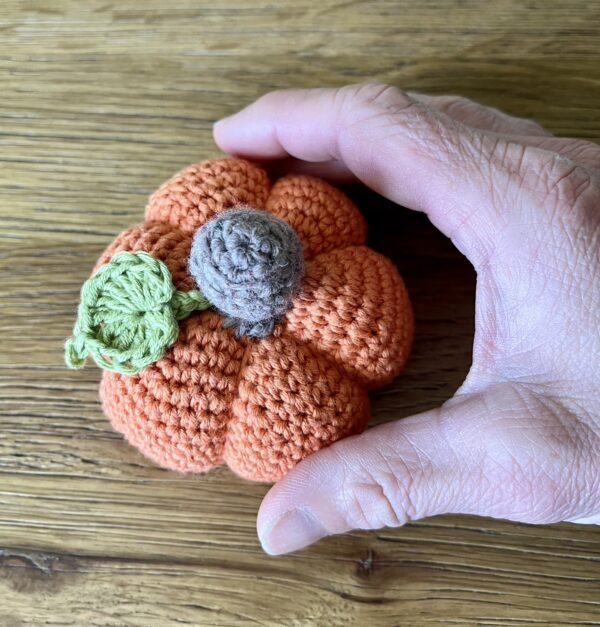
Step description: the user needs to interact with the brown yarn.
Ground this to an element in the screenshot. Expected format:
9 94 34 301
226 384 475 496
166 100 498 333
97 157 413 482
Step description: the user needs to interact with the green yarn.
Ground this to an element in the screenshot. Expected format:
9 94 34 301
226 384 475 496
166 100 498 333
65 251 211 375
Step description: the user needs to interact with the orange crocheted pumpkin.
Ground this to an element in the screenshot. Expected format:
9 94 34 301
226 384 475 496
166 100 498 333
89 157 413 482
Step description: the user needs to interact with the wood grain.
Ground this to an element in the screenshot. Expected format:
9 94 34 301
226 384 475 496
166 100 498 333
1 1 599 625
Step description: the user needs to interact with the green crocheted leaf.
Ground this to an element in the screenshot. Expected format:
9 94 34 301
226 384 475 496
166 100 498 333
65 251 211 375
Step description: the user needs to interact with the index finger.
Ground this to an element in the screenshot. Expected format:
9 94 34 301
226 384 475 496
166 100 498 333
213 83 510 265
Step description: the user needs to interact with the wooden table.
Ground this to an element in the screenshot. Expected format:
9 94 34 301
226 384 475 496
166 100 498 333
1 2 599 625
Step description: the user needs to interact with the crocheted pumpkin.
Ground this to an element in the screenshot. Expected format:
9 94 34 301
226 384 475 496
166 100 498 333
67 157 413 482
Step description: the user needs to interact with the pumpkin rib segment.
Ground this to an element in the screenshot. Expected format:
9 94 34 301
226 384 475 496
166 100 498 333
145 157 271 234
223 333 369 482
95 221 195 292
283 245 413 389
100 311 246 473
265 174 366 259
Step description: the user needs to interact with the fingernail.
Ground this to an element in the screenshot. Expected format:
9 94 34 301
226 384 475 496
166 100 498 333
213 115 232 129
260 509 326 555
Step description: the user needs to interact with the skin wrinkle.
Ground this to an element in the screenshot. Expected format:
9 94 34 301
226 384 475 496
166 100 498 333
342 104 506 269
368 449 415 526
485 137 518 216
349 413 454 527
482 385 594 519
319 446 355 532
519 150 594 211
344 442 409 529
411 94 552 138
493 254 594 384
442 383 595 521
541 158 593 207
383 458 419 525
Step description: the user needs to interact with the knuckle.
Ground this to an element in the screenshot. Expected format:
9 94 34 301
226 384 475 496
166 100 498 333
256 88 290 110
336 82 417 129
439 96 506 135
332 445 419 531
546 160 594 207
339 83 475 168
520 118 551 136
344 82 411 112
518 148 597 208
563 139 600 171
435 96 549 137
487 135 525 174
437 95 482 119
344 472 417 530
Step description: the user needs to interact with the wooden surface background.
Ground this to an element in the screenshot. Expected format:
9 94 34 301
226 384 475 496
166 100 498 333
1 1 599 625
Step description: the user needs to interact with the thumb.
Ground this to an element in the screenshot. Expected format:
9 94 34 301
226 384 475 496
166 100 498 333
257 394 488 555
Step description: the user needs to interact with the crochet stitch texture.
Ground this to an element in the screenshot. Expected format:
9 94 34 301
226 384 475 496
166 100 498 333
95 157 413 482
189 207 305 338
65 251 211 374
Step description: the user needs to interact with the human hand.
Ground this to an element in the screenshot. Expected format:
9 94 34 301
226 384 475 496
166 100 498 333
213 83 600 554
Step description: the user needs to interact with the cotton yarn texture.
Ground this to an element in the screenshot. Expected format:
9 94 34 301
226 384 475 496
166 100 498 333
91 157 413 482
65 251 211 375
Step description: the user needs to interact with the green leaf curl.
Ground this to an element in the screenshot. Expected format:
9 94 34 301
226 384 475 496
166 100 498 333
65 251 211 375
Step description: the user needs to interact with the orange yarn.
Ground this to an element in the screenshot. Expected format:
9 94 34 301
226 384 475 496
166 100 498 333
97 157 413 482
